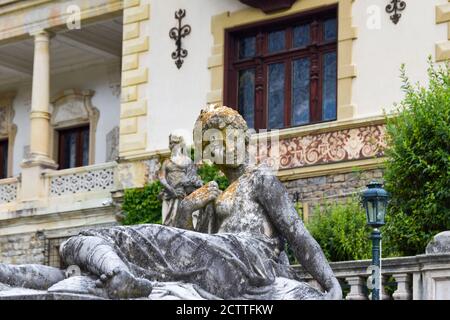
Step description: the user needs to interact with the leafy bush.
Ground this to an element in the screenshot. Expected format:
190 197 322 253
122 181 163 225
383 59 450 255
306 198 373 262
197 162 229 191
121 161 228 225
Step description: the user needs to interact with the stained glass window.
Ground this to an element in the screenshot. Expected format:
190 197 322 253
268 30 285 53
292 58 311 125
293 25 310 48
238 69 256 129
268 63 285 129
226 8 338 129
238 36 256 59
323 18 337 42
322 52 337 121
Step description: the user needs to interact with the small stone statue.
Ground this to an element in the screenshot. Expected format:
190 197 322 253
158 133 202 228
0 106 342 300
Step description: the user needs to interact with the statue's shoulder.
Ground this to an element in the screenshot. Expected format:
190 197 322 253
246 162 278 183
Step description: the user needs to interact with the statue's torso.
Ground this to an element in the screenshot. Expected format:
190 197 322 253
165 157 191 188
215 169 278 240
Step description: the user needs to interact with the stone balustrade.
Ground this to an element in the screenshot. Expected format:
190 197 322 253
294 253 450 300
44 162 117 197
0 177 19 205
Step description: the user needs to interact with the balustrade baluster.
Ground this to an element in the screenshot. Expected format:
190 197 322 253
392 273 412 300
345 276 367 300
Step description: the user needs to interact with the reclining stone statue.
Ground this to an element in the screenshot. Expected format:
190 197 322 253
0 105 342 300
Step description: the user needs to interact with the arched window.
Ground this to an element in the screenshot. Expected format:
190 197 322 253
50 89 99 169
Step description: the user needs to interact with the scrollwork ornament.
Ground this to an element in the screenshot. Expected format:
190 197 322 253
169 9 191 69
386 0 406 24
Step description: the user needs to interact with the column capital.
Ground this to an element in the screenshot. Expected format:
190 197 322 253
29 29 54 39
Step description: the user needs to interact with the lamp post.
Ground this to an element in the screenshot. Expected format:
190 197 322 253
361 180 389 300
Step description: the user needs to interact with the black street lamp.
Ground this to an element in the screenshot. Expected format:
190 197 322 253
361 180 389 300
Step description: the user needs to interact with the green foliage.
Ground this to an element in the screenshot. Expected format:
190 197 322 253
383 59 450 256
306 198 373 262
197 162 229 191
122 181 163 225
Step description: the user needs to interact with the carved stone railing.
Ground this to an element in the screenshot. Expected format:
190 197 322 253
293 253 450 300
45 162 116 197
0 177 18 204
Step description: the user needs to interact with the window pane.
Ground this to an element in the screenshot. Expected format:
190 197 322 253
238 69 255 129
292 58 311 125
268 30 285 53
267 63 285 129
323 18 337 41
68 132 77 168
81 128 89 166
61 131 77 169
293 25 310 48
322 52 337 121
0 140 7 179
238 36 256 59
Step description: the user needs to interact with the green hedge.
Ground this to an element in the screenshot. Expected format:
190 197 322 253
121 181 163 225
383 59 450 256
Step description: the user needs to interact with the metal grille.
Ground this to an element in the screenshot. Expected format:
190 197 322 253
45 237 69 268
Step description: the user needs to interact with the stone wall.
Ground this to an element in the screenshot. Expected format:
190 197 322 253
284 168 384 220
0 232 46 265
0 223 117 266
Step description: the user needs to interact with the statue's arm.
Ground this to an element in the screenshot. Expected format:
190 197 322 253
255 171 342 299
175 181 220 229
186 162 203 188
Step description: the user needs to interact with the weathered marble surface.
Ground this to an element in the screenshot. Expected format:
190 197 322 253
0 276 323 300
159 133 203 227
426 231 450 254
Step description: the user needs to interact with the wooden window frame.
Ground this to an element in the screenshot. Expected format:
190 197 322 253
224 6 338 130
57 125 90 170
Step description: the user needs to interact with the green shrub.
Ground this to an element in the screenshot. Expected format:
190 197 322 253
383 59 450 255
306 198 373 262
197 162 229 191
122 181 163 225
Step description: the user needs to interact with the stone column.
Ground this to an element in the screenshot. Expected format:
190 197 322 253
28 30 55 166
20 30 56 202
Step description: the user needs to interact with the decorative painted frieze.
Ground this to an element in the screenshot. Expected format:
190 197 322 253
259 124 386 170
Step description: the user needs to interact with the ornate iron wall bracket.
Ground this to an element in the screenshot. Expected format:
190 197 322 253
386 0 406 24
169 9 191 69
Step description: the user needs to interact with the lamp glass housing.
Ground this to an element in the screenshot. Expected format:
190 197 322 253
362 181 388 227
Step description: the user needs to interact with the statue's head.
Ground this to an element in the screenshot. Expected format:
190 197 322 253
194 104 250 168
168 132 187 153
